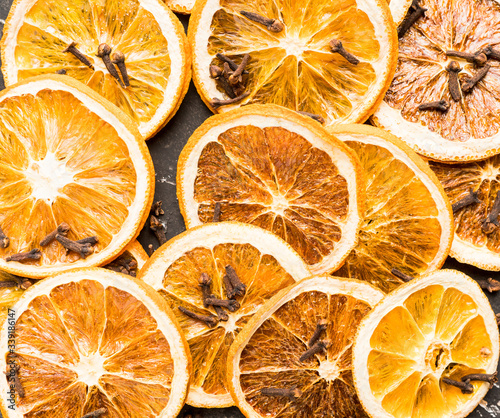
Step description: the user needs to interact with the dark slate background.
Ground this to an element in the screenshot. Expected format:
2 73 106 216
0 1 498 416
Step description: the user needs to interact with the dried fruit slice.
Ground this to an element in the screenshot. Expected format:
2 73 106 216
353 269 499 418
138 222 311 407
0 75 154 278
0 268 191 417
177 105 365 274
373 0 500 161
329 124 453 293
429 157 500 270
188 0 397 125
1 0 191 139
227 276 384 417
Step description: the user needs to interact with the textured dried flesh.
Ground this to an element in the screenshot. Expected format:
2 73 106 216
0 271 23 320
193 125 349 266
367 285 494 418
157 242 295 398
385 0 500 143
0 89 137 267
430 158 500 254
9 279 175 416
336 138 444 293
13 0 171 126
238 290 371 417
206 0 380 123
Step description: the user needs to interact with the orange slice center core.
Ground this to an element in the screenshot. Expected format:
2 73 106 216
25 152 74 202
76 352 107 387
317 358 342 382
424 341 451 374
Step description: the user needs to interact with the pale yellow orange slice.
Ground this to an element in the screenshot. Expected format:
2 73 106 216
227 275 384 417
189 0 397 125
1 0 191 139
138 222 311 408
0 268 191 417
0 75 154 278
176 105 365 274
353 269 499 418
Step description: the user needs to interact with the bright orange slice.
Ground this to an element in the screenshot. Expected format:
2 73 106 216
329 124 453 293
138 222 311 407
177 105 365 274
227 275 384 417
188 0 397 125
0 268 191 417
1 0 191 139
353 269 499 418
0 75 154 278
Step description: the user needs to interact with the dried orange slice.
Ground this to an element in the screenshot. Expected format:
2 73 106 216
373 0 500 161
429 157 500 270
227 275 384 417
188 0 397 125
1 0 191 139
0 75 154 278
177 105 365 274
0 268 191 417
138 222 311 407
353 269 499 418
329 124 453 293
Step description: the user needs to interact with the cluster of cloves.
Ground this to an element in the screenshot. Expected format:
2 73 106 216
63 42 130 88
149 201 167 255
442 372 497 394
104 254 138 277
209 53 251 108
178 265 247 328
4 222 98 264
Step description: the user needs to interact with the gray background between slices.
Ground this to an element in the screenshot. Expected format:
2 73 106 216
0 0 498 416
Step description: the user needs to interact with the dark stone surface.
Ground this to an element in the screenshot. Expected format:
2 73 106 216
0 1 498 417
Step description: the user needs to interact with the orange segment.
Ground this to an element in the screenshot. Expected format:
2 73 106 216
353 270 500 418
2 0 190 139
139 222 310 407
0 269 191 417
0 76 154 278
190 0 397 124
228 276 384 417
178 105 364 274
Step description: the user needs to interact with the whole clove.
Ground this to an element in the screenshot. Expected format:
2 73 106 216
40 223 71 247
150 215 167 246
6 249 41 263
452 188 480 213
0 226 9 248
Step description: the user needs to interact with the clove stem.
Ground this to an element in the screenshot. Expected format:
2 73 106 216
329 39 360 65
40 223 70 247
452 188 480 213
240 10 284 32
178 306 218 328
